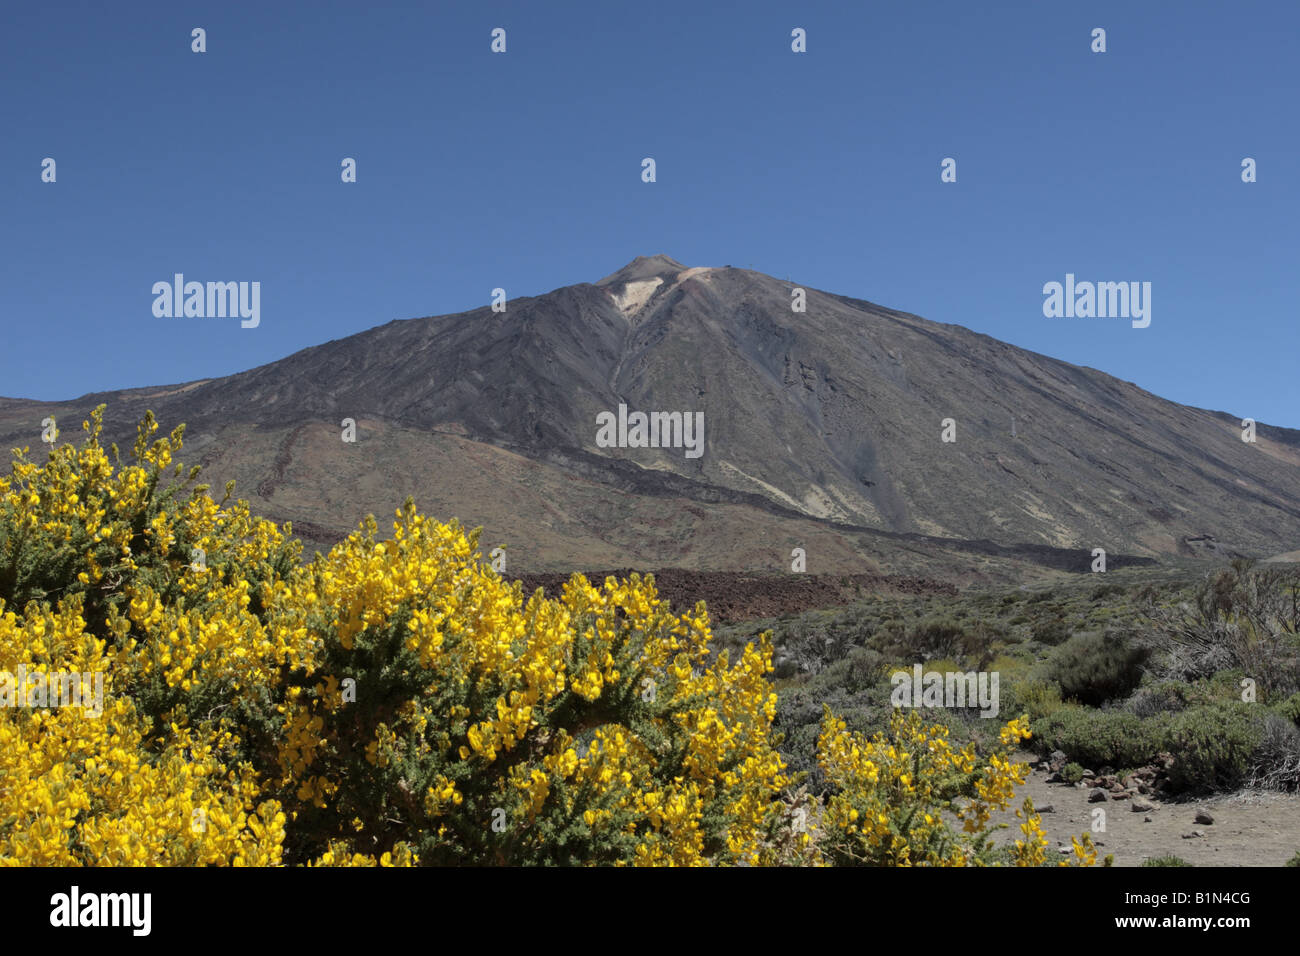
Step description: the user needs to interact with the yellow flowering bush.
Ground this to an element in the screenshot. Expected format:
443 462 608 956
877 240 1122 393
812 708 1098 866
272 502 789 865
0 409 788 865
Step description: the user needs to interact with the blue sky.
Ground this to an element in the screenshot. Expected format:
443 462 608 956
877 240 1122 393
4 1 1297 426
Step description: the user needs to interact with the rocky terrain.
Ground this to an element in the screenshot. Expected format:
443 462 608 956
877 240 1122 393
992 752 1300 867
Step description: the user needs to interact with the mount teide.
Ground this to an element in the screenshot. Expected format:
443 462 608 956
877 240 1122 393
3 255 1297 578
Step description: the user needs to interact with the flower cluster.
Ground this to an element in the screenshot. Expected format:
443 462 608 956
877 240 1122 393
813 709 1096 866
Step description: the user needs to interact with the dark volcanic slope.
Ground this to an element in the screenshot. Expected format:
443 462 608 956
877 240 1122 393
2 255 1297 574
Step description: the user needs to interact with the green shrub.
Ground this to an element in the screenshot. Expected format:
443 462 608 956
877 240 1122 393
1032 616 1073 646
1164 704 1263 793
899 617 966 661
1031 708 1160 769
1142 856 1192 867
1090 583 1123 602
1061 762 1084 784
1006 678 1064 722
1276 692 1300 727
1129 681 1194 718
1048 631 1150 706
1285 852 1300 867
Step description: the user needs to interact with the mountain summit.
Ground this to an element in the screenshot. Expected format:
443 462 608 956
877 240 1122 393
596 254 689 286
2 259 1297 575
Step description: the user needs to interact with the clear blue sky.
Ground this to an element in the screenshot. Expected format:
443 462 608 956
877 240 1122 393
4 1 1297 426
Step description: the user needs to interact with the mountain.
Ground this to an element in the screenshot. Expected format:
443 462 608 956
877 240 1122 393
2 256 1297 580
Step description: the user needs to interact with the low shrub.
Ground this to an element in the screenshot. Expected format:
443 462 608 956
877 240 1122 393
1247 714 1300 791
1048 631 1150 706
1276 692 1300 727
1129 681 1194 718
1031 708 1160 769
1005 678 1064 722
1031 616 1073 646
1164 704 1263 793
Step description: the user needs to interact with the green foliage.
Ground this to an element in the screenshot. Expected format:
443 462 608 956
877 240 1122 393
1031 707 1160 769
1163 704 1263 793
1128 681 1195 718
1060 762 1084 784
1005 678 1064 722
1031 616 1072 646
1142 856 1192 867
1048 631 1150 706
1277 692 1300 727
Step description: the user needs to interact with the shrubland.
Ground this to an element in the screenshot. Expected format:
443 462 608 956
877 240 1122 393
0 409 1093 866
726 554 1300 797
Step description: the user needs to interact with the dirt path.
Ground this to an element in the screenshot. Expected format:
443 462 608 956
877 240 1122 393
989 754 1300 866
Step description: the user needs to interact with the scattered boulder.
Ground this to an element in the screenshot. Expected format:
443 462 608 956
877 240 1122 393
1088 788 1108 803
1195 810 1214 825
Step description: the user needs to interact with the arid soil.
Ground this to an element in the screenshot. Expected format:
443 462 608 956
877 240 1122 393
990 754 1300 867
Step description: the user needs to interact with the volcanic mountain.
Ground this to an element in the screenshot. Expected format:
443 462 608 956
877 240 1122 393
3 255 1297 580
